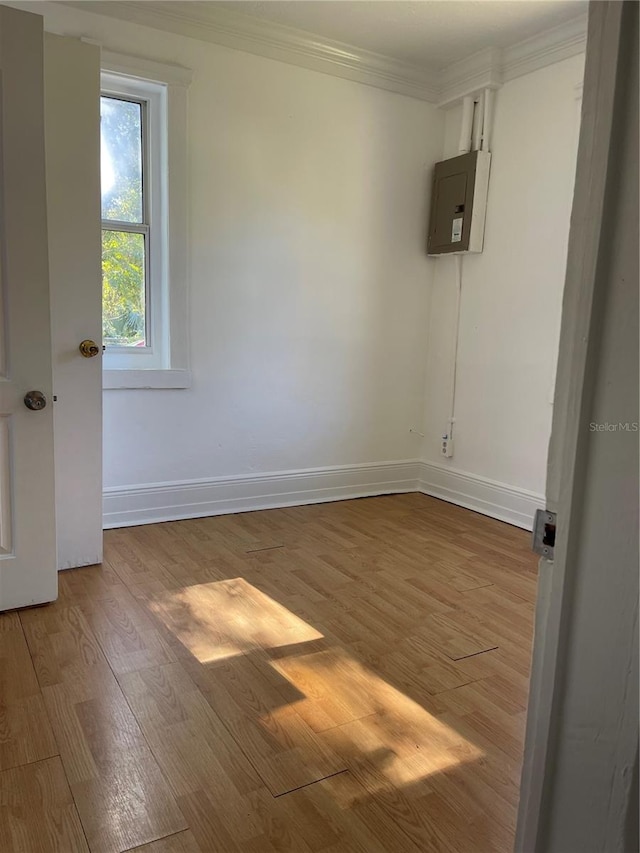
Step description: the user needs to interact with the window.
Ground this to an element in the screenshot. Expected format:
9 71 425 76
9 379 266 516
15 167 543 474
101 94 148 347
100 54 191 389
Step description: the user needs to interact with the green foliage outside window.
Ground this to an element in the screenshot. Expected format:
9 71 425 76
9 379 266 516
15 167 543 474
101 95 147 347
102 226 145 346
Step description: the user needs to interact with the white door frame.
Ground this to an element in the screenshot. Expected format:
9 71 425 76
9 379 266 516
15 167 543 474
516 2 637 849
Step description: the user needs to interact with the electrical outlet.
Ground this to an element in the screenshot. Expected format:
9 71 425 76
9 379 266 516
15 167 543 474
441 435 454 458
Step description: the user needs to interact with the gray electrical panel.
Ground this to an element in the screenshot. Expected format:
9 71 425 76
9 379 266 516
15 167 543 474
427 150 491 255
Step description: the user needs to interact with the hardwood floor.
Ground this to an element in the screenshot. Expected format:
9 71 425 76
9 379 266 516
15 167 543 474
2 494 538 852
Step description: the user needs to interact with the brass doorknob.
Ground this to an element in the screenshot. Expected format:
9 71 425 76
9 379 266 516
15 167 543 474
24 390 47 411
79 339 100 358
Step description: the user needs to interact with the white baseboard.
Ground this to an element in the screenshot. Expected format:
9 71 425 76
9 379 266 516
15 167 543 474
417 460 543 530
103 458 543 531
103 459 420 529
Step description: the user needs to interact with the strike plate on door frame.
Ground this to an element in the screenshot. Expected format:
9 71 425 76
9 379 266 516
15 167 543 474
532 509 557 560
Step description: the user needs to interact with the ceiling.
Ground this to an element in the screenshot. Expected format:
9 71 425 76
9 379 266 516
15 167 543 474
209 0 587 70
60 0 588 103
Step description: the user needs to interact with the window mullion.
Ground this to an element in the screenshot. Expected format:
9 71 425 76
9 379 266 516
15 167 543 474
102 220 149 235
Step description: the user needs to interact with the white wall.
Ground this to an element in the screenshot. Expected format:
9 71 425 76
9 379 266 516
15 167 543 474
421 55 584 503
15 1 585 528
26 1 444 495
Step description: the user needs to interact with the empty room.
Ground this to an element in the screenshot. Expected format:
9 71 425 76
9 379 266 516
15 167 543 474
0 1 637 852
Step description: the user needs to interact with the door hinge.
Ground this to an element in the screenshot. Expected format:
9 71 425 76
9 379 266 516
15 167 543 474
532 509 556 559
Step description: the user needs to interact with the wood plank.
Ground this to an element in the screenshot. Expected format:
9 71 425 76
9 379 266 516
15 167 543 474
145 576 323 663
0 612 58 771
126 830 202 853
78 584 178 675
14 494 538 852
0 756 88 852
182 652 347 796
253 772 407 853
117 661 263 805
265 646 379 732
20 603 187 853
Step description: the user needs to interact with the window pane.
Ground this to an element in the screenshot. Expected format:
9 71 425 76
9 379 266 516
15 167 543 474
102 230 147 347
101 96 143 223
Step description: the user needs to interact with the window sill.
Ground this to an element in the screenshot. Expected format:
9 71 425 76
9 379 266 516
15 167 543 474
103 369 191 390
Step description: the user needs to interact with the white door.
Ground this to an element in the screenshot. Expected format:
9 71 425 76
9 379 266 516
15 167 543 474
0 6 57 610
516 2 638 849
44 34 103 570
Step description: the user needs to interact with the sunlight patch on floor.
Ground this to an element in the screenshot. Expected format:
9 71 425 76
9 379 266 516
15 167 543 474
148 577 483 793
267 647 485 790
148 577 323 662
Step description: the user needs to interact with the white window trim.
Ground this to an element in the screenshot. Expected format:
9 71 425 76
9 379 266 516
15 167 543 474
99 50 192 390
101 81 160 366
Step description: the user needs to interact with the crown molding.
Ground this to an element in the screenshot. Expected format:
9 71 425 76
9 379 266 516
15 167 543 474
62 1 440 102
58 2 587 107
439 14 588 106
502 13 588 83
438 47 504 107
